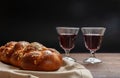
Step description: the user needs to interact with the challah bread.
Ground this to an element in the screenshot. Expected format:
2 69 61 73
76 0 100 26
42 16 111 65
0 41 63 71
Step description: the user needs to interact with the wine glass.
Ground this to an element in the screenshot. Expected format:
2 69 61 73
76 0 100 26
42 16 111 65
56 27 79 61
81 27 106 64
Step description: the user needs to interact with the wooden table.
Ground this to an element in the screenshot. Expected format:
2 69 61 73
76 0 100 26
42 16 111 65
68 53 120 78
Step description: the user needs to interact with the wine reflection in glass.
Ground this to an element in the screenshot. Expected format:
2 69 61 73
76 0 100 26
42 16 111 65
81 27 106 64
56 27 79 61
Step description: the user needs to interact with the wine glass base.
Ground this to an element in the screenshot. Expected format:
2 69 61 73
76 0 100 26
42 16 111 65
63 56 76 62
83 57 102 64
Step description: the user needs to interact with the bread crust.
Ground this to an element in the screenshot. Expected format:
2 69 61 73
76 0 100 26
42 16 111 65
0 41 63 71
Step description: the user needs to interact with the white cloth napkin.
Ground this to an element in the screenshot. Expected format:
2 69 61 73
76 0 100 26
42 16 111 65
0 58 93 78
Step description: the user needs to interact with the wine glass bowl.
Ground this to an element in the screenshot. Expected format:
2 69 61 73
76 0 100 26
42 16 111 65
56 27 79 61
81 27 106 64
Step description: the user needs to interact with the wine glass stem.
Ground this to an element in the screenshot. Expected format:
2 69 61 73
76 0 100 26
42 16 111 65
64 49 70 57
90 50 96 58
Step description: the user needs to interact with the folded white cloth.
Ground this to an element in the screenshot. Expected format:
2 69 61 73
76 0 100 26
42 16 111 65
0 58 93 78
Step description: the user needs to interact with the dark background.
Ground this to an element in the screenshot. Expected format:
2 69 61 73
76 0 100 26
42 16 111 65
0 0 120 53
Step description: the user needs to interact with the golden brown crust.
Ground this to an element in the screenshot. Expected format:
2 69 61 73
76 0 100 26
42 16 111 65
37 49 63 71
0 41 63 71
10 41 30 67
0 46 5 61
0 41 17 64
21 51 43 70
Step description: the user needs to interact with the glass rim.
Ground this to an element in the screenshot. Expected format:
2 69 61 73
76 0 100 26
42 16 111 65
81 27 106 29
56 27 79 30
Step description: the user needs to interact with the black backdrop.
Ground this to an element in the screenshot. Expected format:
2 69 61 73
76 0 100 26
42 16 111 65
0 0 120 53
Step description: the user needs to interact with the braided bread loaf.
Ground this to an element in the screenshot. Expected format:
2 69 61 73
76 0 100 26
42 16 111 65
0 41 63 71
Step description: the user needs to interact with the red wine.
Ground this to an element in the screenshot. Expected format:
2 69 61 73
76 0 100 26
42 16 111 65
84 34 103 51
59 34 77 49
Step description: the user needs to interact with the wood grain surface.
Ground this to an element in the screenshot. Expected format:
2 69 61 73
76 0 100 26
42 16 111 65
65 53 120 78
